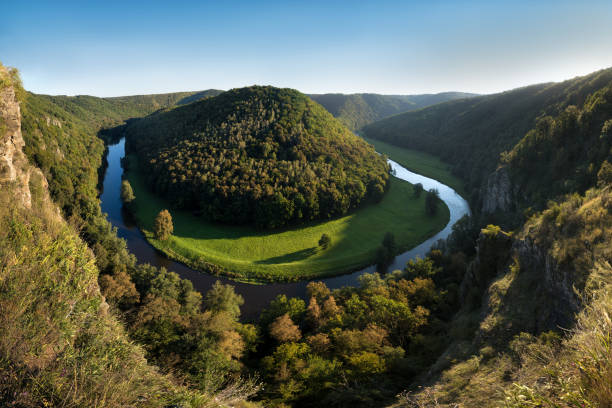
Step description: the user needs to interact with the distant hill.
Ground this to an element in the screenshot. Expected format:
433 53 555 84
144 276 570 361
125 86 390 228
364 68 612 224
175 89 224 105
310 92 476 130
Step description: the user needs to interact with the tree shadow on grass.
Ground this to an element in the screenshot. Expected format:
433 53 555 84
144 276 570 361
255 247 319 265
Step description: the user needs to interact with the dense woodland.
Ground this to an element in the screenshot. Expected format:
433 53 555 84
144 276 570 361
364 68 612 215
251 250 471 407
125 86 390 228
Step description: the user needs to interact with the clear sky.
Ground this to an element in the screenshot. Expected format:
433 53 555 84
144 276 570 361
2 0 612 97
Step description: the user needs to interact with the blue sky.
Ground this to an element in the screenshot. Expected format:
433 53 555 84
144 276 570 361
2 0 612 96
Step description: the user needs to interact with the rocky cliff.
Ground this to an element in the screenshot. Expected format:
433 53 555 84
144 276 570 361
0 69 34 207
480 166 514 214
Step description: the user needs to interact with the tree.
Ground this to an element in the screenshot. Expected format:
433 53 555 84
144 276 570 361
382 232 397 254
376 232 397 271
99 269 139 309
425 189 440 216
413 182 424 198
269 313 301 343
597 160 612 187
318 233 331 250
154 209 173 240
322 295 341 319
306 297 322 328
204 280 244 318
120 180 135 208
306 281 330 303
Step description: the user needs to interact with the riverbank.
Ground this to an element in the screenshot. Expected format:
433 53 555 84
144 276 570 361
362 136 467 198
123 153 450 282
100 138 470 317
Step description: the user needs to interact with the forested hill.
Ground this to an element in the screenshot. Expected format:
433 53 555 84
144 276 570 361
363 67 612 218
19 89 220 217
125 85 390 228
310 91 476 130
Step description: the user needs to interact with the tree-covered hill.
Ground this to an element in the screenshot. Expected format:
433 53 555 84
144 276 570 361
19 89 220 218
363 68 612 215
125 86 391 228
310 92 476 130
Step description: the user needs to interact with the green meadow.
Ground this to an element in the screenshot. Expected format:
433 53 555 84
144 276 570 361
124 151 450 282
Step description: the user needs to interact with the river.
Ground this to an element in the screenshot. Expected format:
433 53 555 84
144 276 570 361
100 138 470 319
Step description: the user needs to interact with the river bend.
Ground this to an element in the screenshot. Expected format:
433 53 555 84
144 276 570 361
100 138 470 318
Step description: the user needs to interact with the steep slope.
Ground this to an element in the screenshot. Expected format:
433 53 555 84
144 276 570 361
310 92 476 130
0 64 211 407
126 86 390 228
396 183 612 407
364 68 612 212
1 64 264 407
374 68 612 407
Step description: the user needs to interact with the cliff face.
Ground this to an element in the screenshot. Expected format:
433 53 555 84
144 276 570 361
476 232 581 346
0 73 33 207
481 167 513 214
459 227 513 306
468 185 612 346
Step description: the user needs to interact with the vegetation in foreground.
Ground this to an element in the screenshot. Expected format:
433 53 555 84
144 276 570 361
125 86 390 229
1 66 239 407
251 256 463 407
124 157 449 281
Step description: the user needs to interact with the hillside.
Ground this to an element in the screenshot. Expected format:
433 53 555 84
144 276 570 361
357 69 612 407
363 68 612 215
125 86 390 228
0 64 220 407
310 92 476 130
2 64 261 406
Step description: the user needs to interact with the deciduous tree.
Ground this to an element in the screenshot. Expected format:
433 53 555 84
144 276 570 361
153 209 173 240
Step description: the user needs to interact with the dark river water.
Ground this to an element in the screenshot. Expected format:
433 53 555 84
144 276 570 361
100 138 470 319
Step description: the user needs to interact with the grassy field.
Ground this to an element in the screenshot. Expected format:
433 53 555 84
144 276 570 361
124 155 450 282
361 135 466 197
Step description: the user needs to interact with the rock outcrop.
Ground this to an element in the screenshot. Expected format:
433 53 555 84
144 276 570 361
0 68 32 207
459 226 513 305
481 166 513 214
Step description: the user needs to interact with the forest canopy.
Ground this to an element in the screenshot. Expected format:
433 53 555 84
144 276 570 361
126 86 390 228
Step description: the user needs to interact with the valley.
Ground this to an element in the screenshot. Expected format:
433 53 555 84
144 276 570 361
101 137 468 315
2 16 612 404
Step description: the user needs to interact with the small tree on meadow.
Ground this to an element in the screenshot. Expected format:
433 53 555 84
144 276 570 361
376 232 397 271
413 183 424 198
382 232 397 254
319 233 331 250
154 209 173 240
425 189 440 216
